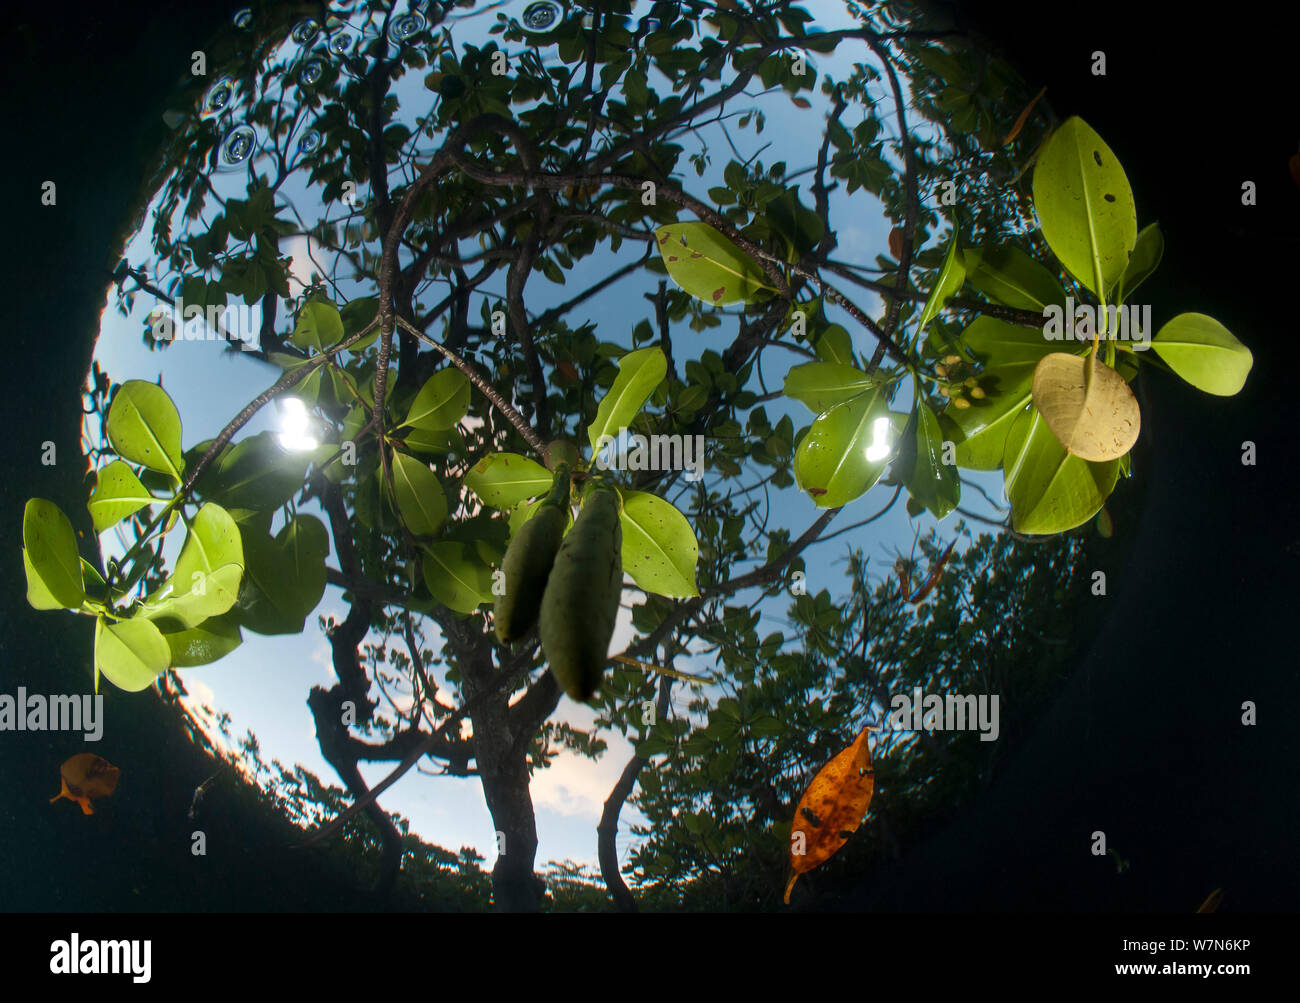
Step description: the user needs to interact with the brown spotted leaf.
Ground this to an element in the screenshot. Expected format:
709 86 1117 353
654 221 774 306
784 725 874 903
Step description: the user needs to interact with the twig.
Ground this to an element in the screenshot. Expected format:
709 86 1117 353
394 315 546 457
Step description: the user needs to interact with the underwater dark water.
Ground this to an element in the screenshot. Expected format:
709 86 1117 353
1 1 1297 983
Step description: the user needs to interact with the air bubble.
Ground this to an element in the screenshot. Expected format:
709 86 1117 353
298 130 322 154
291 19 320 44
328 32 352 55
388 11 427 43
299 59 324 86
220 124 257 165
202 77 234 117
520 0 563 33
232 8 252 29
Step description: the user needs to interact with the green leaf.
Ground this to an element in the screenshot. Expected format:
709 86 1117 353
1032 116 1137 299
764 188 826 262
813 324 854 365
654 221 774 305
401 367 471 431
106 380 185 481
619 489 699 598
150 564 244 629
141 503 244 628
401 424 465 457
962 245 1066 313
588 347 668 453
1112 222 1163 304
899 398 960 519
422 541 493 614
390 450 448 536
236 515 329 635
290 300 344 351
161 613 243 667
1151 312 1252 396
793 387 894 507
464 453 553 509
95 615 171 692
200 431 310 511
783 362 878 413
173 503 243 589
950 368 1033 469
87 461 156 532
917 229 966 331
22 498 86 610
962 315 1081 386
1002 406 1118 534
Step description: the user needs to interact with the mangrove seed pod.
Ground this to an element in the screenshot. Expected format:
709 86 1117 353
494 463 571 644
538 480 622 701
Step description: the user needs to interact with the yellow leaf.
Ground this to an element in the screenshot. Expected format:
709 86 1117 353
785 725 874 904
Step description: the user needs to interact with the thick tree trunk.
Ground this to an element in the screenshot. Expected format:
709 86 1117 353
469 684 546 912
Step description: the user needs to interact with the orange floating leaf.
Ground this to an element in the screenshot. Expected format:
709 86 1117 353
1196 888 1224 913
1003 86 1047 146
784 725 874 903
50 753 120 816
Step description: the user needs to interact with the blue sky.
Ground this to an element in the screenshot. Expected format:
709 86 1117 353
87 1 1008 880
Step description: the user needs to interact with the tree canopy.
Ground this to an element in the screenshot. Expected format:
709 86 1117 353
24 0 1250 910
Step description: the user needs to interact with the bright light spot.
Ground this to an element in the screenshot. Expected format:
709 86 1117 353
864 416 892 462
277 397 319 452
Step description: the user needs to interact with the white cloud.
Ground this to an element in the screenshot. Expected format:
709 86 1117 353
531 727 636 820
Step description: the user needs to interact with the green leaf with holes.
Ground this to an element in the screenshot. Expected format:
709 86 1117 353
106 380 185 481
1032 116 1137 300
619 488 699 599
654 221 775 306
22 498 86 610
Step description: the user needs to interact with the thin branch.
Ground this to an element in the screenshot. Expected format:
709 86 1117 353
394 315 546 457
